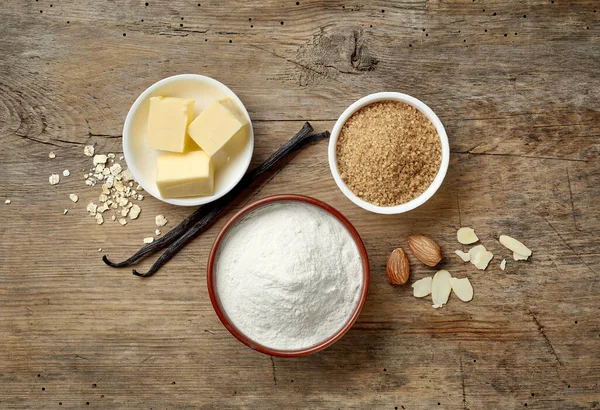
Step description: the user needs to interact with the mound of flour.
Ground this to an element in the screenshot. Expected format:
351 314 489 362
215 201 363 351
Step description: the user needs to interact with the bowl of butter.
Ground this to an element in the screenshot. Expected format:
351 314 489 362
123 74 254 206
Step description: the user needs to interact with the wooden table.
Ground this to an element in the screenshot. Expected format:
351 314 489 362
1 1 599 408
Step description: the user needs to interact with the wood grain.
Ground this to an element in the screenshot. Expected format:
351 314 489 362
1 0 599 408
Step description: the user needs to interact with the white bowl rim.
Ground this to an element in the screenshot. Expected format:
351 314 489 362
122 73 254 206
328 92 450 215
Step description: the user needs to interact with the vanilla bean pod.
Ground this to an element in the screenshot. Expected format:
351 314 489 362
102 122 328 275
132 129 329 277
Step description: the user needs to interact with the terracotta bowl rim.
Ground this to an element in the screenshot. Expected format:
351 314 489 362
206 194 370 357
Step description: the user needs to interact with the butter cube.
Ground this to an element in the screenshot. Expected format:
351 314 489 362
156 150 214 198
187 99 248 165
147 96 195 152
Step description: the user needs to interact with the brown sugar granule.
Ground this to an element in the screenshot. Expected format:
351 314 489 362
336 101 442 207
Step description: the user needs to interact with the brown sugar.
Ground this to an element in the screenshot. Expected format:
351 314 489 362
336 101 442 207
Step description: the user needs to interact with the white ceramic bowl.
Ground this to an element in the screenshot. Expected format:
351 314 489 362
328 92 449 215
123 74 254 206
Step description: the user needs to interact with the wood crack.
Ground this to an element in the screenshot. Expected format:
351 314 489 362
451 150 587 163
539 215 596 275
249 44 328 79
460 357 468 409
528 309 563 366
566 167 579 231
456 194 462 228
270 356 277 386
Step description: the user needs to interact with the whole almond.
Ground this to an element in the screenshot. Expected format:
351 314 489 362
408 235 442 267
386 248 410 285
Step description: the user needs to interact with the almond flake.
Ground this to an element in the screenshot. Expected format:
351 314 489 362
63 209 68 215
107 153 115 159
513 252 529 261
119 218 127 226
95 213 104 225
499 235 532 260
129 204 141 219
121 208 129 217
97 203 109 213
500 259 507 270
5 199 11 204
432 270 452 309
87 202 97 215
469 244 494 270
102 184 110 195
69 194 79 203
111 215 116 221
84 145 95 157
85 179 96 187
49 174 60 185
412 277 433 298
137 194 144 200
102 167 110 175
457 227 478 245
155 229 161 236
143 237 154 244
449 277 473 302
455 250 470 262
99 193 108 202
155 215 168 227
93 154 108 165
105 176 114 188
121 169 133 182
110 163 122 176
49 152 56 159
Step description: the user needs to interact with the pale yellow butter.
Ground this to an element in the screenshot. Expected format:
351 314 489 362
147 96 195 152
187 99 248 165
156 150 214 198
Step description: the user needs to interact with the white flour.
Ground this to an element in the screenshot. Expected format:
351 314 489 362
215 201 363 351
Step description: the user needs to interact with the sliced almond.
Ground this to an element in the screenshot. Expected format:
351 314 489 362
432 270 452 309
49 174 60 185
449 277 473 302
143 237 154 244
469 244 493 270
499 235 532 259
513 252 529 261
95 213 104 225
48 151 56 159
412 277 433 298
69 194 79 203
84 145 95 157
500 259 507 270
457 227 478 245
455 250 470 262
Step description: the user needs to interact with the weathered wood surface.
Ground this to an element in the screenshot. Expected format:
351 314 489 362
1 0 599 408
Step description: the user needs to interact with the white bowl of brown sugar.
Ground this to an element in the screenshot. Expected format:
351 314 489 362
329 92 449 214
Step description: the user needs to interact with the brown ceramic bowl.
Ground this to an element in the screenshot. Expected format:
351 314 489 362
207 194 370 357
